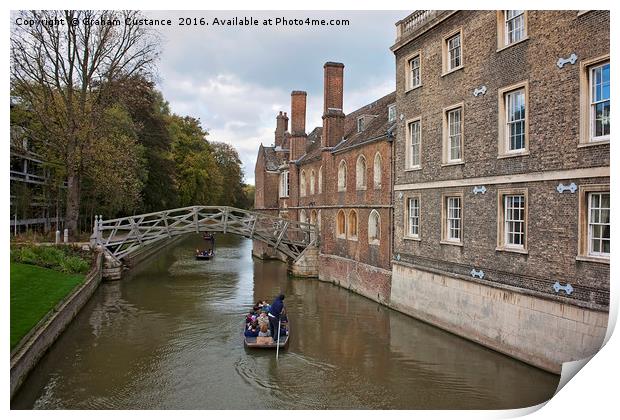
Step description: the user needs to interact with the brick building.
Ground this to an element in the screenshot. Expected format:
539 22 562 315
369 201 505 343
389 10 609 373
254 62 396 302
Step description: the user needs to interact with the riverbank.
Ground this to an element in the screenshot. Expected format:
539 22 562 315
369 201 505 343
10 247 104 399
10 264 85 349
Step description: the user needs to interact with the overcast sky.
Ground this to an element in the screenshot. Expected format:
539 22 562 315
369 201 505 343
147 11 406 185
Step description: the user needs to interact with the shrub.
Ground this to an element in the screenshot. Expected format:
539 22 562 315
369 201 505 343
18 247 39 265
34 246 65 268
59 256 90 274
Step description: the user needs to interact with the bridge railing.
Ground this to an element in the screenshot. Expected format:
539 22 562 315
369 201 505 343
92 206 318 261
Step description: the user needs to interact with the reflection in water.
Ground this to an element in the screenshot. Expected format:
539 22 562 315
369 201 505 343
11 235 559 409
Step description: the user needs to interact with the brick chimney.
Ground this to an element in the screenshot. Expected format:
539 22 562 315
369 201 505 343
322 62 345 148
289 91 307 161
274 111 289 148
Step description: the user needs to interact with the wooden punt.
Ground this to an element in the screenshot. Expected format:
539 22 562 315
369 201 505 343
243 323 289 349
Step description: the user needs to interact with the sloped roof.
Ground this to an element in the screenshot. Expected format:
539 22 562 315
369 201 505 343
261 145 282 171
333 90 396 153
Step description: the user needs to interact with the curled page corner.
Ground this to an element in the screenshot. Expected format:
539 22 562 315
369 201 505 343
555 356 594 395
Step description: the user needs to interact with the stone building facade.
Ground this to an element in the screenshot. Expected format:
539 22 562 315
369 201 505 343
254 62 396 302
390 10 610 373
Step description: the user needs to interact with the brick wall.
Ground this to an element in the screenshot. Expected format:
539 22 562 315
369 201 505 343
392 10 610 305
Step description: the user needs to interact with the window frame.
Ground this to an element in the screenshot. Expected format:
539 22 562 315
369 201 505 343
496 11 528 50
357 117 364 133
442 28 463 75
496 187 529 254
405 117 422 170
279 170 290 198
373 152 382 189
348 209 358 241
337 160 347 192
577 184 610 263
300 169 307 197
579 56 610 147
440 191 464 246
356 155 367 190
405 195 421 241
336 209 347 239
442 104 464 165
309 169 316 195
498 81 529 158
388 104 397 123
404 51 422 91
368 209 381 245
318 166 323 194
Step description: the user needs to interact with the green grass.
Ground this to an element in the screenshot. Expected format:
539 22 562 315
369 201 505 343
10 263 85 350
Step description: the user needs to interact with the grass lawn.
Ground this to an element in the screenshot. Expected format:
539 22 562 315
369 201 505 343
10 263 85 350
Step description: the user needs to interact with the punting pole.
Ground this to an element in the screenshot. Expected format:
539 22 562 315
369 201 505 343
276 318 282 361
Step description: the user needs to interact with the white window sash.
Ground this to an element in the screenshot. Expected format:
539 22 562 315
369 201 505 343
505 90 526 152
588 192 610 256
409 121 421 168
589 64 610 141
446 197 461 241
503 195 525 248
447 109 462 162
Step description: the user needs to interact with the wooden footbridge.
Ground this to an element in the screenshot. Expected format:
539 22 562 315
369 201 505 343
90 206 318 263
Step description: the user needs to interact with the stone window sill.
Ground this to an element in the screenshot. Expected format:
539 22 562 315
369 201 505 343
578 139 610 148
495 246 528 255
404 166 422 172
497 150 529 159
441 161 464 167
441 66 464 77
403 235 421 241
440 240 463 247
405 84 423 94
496 36 529 53
576 255 610 264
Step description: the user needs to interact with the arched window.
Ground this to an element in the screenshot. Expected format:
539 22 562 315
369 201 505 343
299 209 307 224
318 166 323 194
338 160 347 191
368 210 381 245
348 210 358 240
374 153 382 188
317 209 322 231
336 209 346 238
310 170 316 195
300 170 307 197
356 155 367 190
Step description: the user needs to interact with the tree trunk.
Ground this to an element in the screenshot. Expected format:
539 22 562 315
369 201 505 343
65 169 81 242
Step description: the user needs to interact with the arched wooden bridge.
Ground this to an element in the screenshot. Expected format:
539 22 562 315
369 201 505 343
91 206 318 262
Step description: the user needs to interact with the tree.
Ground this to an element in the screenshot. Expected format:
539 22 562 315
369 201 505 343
10 10 160 239
211 142 246 207
168 115 222 207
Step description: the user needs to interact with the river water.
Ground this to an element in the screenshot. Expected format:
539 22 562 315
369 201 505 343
12 234 559 409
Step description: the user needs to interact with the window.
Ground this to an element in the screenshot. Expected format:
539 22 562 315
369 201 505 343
443 105 463 164
578 185 610 261
388 104 397 122
348 210 358 240
300 170 307 197
497 11 528 49
580 57 610 145
498 82 529 157
373 153 382 188
310 210 318 242
336 209 346 239
368 210 381 245
299 209 307 224
356 155 367 190
407 53 421 89
441 193 463 245
407 197 420 239
318 166 323 194
279 171 289 198
357 117 364 133
497 188 528 253
443 30 463 74
506 89 526 152
505 11 525 45
407 119 421 169
590 63 610 141
310 170 316 195
338 160 347 191
588 192 610 256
